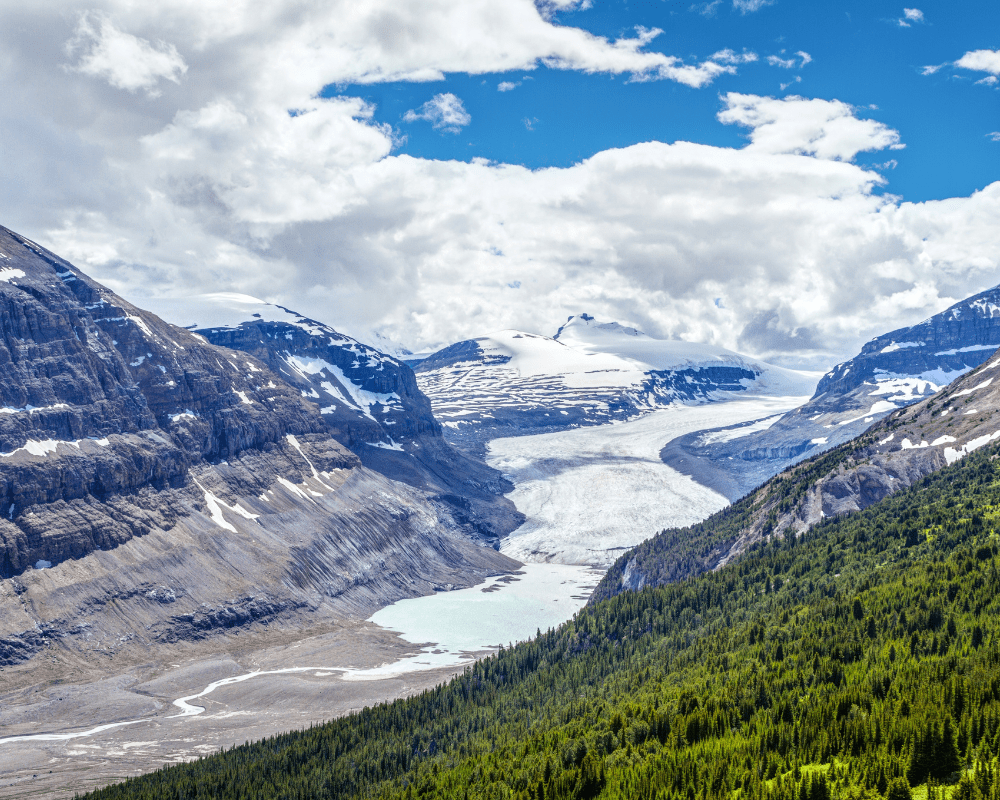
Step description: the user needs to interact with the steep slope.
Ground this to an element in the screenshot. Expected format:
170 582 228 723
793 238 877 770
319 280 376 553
595 343 1000 600
663 285 1000 499
0 226 517 671
147 293 522 545
415 314 816 451
81 437 1000 800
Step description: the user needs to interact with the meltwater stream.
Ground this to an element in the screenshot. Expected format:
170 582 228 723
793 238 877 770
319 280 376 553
0 564 600 746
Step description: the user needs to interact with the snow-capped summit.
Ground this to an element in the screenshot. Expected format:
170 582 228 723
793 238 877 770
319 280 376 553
662 283 1000 502
554 313 814 390
414 315 818 448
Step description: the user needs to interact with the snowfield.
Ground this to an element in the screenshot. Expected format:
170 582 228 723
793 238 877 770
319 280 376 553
488 395 811 567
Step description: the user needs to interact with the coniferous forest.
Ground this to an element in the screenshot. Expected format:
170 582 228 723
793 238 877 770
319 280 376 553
82 444 1000 800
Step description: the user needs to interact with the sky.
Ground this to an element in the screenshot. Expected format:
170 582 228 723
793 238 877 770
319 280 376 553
0 0 997 368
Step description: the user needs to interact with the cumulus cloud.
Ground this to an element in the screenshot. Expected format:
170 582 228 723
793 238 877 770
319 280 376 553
1 1 999 372
718 93 903 161
65 11 187 95
955 49 1000 75
498 81 520 91
404 93 472 133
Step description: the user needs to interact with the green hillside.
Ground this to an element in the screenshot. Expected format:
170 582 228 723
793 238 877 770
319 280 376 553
83 444 1000 800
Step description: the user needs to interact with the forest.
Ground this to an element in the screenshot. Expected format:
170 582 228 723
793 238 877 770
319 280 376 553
82 443 1000 800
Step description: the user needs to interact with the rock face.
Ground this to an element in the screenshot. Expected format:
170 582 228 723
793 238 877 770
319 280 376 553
415 314 816 452
662 286 1000 500
147 294 523 545
0 225 518 669
594 345 1000 602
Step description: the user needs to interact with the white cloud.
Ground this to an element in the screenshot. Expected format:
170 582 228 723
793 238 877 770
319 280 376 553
956 49 1000 75
903 8 924 21
976 76 999 86
712 49 758 65
65 11 186 95
498 81 520 91
693 1 723 16
718 93 902 161
733 0 774 13
767 51 811 69
1 2 999 372
988 133 1000 142
404 93 472 133
921 64 944 75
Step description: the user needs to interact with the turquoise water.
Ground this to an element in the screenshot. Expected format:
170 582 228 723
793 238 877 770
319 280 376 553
344 564 602 679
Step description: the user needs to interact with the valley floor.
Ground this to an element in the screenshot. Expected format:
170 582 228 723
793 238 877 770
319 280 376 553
0 395 808 799
488 395 809 566
0 623 475 800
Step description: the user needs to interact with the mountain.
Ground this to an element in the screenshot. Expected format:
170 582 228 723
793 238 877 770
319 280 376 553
414 313 818 452
0 226 517 670
79 426 1000 800
594 341 1000 601
663 285 1000 499
146 293 523 546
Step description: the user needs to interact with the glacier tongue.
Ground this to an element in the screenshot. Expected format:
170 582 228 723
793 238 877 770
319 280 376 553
488 395 810 567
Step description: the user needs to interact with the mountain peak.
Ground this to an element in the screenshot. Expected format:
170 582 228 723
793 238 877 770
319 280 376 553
554 313 645 341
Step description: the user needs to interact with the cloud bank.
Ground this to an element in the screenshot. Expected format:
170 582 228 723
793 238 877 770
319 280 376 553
0 1 998 370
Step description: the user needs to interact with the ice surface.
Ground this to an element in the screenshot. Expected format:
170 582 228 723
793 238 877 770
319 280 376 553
488 395 810 567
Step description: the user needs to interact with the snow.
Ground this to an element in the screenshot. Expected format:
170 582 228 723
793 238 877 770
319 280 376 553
233 390 253 405
366 439 404 451
135 292 359 346
879 433 895 445
934 344 999 356
487 395 809 566
810 437 829 445
194 479 259 533
285 434 323 480
34 560 52 570
0 437 110 458
126 315 153 337
284 355 399 421
944 431 1000 465
419 318 818 429
880 341 924 353
0 268 26 282
170 410 198 422
467 320 819 395
0 403 70 415
952 377 994 398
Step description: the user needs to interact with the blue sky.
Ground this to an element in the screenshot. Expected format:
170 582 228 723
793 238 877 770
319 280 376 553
339 0 998 203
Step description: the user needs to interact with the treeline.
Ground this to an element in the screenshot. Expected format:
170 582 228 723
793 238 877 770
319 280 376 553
82 445 1000 800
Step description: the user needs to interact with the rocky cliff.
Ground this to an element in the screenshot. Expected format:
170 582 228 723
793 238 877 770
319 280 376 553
147 294 523 546
0 225 518 669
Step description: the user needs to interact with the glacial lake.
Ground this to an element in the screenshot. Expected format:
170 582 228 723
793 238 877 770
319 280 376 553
350 564 603 679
